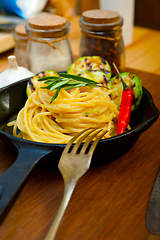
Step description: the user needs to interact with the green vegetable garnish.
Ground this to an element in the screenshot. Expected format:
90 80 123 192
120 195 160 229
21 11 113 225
38 73 106 103
67 56 112 79
108 72 143 111
26 70 60 98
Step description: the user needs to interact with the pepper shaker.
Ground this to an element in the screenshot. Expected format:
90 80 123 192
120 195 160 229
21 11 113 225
25 13 73 74
79 9 125 75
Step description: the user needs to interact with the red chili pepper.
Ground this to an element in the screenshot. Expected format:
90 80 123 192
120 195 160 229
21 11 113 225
117 88 133 135
112 63 134 135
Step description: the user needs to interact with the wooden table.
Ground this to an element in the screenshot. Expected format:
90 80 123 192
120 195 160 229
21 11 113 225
0 16 160 240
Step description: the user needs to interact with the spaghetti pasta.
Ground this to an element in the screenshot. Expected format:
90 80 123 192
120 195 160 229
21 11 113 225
8 81 119 144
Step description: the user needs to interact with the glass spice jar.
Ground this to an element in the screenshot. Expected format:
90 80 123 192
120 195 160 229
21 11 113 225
79 9 125 75
25 13 73 74
13 23 28 68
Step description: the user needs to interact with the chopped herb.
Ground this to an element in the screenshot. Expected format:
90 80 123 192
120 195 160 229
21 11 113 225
85 111 89 116
93 110 100 114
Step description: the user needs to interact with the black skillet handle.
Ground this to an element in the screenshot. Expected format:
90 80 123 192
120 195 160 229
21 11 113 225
0 145 48 224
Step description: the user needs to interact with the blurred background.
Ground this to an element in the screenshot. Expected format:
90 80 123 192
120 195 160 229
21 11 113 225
0 0 160 30
75 0 160 31
0 0 160 75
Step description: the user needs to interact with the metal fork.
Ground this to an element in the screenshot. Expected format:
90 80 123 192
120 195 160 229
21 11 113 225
44 128 108 240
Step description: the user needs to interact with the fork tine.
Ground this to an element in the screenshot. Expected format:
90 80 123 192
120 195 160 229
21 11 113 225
71 128 96 154
62 128 90 154
87 129 109 156
80 128 103 154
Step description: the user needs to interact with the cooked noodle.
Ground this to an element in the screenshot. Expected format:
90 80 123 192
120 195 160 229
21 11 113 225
8 82 119 143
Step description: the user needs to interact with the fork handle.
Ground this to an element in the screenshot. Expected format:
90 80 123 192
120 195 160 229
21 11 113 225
44 180 77 240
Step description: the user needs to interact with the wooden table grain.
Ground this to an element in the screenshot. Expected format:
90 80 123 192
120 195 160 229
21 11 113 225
0 16 160 240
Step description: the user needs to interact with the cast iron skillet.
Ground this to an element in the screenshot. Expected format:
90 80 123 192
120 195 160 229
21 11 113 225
0 77 159 224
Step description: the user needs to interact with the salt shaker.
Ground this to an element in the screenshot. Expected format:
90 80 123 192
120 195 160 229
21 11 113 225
13 23 28 68
25 13 73 74
79 10 125 75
